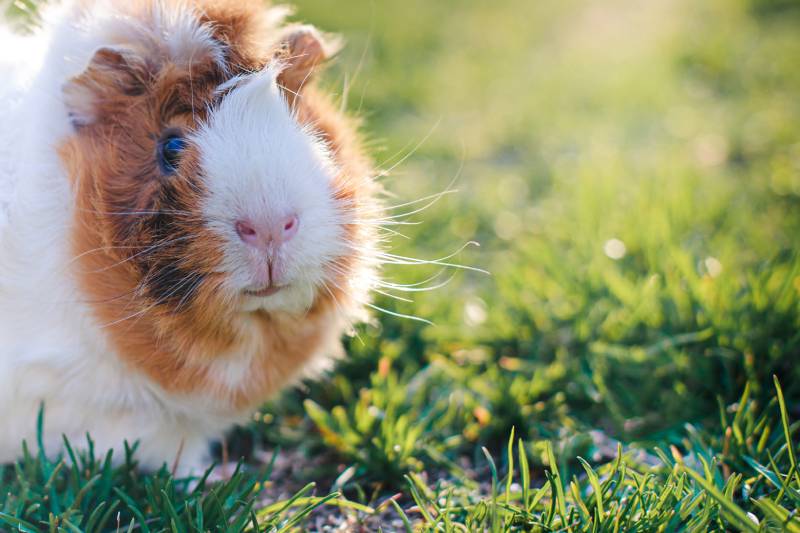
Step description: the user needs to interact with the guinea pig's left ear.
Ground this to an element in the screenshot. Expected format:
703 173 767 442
275 25 340 100
63 45 149 128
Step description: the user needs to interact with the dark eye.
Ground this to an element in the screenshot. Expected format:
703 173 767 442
157 134 187 174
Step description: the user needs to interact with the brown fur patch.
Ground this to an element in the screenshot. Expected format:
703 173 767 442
61 0 377 411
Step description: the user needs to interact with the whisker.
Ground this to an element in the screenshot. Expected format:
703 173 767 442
81 236 195 274
172 274 205 315
376 118 441 174
364 302 433 325
74 207 195 217
372 289 413 303
377 273 456 293
102 271 198 329
380 188 459 212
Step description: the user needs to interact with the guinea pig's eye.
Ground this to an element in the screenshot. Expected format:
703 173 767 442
157 134 187 174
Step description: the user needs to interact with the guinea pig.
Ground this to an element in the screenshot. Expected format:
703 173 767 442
0 0 380 474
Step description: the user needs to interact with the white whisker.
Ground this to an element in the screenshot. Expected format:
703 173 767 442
364 302 433 325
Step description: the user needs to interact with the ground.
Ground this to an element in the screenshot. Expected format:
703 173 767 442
2 0 800 531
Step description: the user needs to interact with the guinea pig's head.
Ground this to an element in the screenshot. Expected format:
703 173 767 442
60 1 377 343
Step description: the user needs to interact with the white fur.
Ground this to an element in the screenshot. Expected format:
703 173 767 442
0 1 357 474
196 67 347 314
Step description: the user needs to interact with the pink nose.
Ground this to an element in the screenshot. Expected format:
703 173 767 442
235 214 299 250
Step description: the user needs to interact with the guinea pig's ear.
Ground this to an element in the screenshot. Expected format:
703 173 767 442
63 46 149 128
275 25 340 100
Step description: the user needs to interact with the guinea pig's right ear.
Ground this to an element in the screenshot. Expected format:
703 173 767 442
275 25 341 101
63 46 149 129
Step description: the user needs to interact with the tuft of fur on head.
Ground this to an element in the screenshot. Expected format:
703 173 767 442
58 0 380 410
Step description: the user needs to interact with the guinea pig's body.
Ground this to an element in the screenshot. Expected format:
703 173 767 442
0 0 378 473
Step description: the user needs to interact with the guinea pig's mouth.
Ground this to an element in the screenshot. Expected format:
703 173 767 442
244 285 284 297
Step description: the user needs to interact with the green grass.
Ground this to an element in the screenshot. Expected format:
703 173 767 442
3 0 800 530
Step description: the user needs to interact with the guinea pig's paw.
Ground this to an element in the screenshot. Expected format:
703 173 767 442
168 448 215 484
275 25 342 95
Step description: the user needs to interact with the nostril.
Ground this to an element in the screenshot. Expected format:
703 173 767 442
282 214 299 241
235 220 258 244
